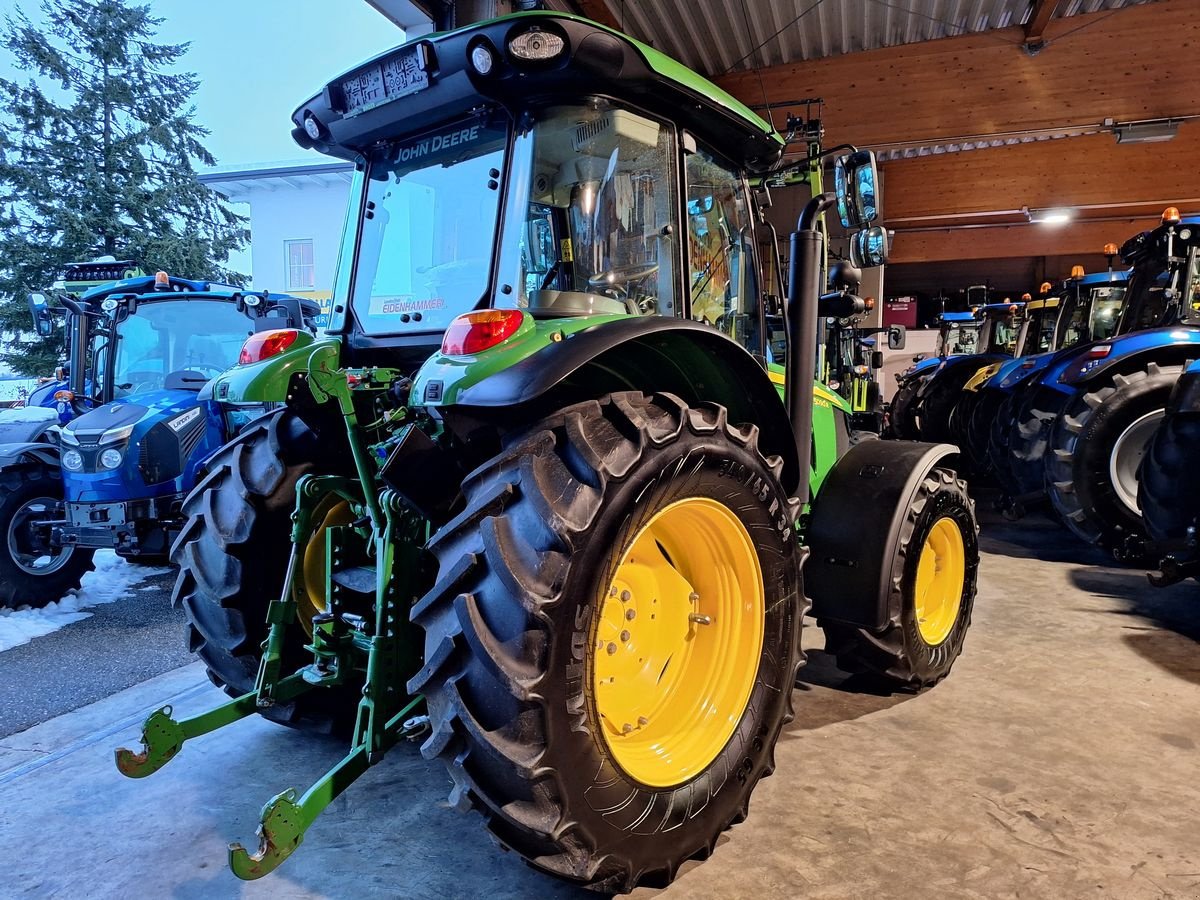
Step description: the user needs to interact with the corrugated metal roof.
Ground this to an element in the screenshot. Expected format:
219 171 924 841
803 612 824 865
589 0 1158 76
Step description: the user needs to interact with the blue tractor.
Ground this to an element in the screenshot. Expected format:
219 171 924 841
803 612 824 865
0 272 318 608
1140 358 1200 584
1001 209 1200 554
0 260 145 424
892 300 1025 443
888 309 980 438
965 263 1130 478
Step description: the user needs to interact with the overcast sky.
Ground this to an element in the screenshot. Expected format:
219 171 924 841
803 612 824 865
1 0 408 168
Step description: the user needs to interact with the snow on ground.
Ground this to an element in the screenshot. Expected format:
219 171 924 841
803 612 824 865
0 551 171 653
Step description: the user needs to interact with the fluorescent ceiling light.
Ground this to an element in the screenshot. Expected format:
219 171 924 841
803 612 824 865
1112 119 1179 144
1027 207 1074 225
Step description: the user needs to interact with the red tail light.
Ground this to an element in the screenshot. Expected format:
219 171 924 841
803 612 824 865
1087 344 1112 359
239 329 300 365
441 309 525 356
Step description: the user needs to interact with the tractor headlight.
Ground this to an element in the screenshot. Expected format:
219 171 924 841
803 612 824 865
99 448 123 470
59 428 80 446
99 425 134 445
508 27 565 62
469 43 495 75
62 449 83 471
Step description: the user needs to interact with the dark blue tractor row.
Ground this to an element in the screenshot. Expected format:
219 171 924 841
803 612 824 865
986 210 1200 555
965 265 1130 478
890 302 1024 441
0 271 318 608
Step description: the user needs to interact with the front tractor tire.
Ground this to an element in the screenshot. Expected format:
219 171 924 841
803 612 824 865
0 463 95 609
1045 363 1184 552
409 392 803 893
819 467 978 687
170 411 348 730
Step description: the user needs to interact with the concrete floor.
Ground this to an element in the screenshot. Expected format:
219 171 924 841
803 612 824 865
1 507 1197 900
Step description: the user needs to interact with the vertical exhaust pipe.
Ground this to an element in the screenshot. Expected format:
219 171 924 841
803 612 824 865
785 191 837 505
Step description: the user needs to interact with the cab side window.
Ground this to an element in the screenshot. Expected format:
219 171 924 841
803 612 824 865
685 147 760 353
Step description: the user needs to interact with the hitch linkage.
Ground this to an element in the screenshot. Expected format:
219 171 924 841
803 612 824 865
115 478 424 879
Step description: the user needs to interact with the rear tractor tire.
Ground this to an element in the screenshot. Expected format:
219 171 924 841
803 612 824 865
820 468 978 687
1139 393 1200 581
888 380 921 439
409 392 803 893
1045 362 1183 553
170 410 352 730
0 463 95 609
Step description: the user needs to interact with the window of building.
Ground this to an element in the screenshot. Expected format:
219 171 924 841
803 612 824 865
285 239 315 291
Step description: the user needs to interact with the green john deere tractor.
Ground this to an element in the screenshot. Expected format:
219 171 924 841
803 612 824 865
116 13 979 892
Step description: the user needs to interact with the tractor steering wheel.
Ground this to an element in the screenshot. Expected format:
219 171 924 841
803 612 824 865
588 263 660 296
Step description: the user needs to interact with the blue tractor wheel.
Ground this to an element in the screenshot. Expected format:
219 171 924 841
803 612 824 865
1139 379 1200 582
1045 362 1183 555
0 463 96 609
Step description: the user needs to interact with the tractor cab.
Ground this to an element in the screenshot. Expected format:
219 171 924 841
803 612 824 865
1113 213 1200 336
1014 286 1060 357
974 301 1025 355
290 14 783 377
934 310 982 357
1053 266 1130 348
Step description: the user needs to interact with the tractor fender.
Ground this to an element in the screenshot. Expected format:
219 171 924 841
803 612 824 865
450 317 802 493
0 440 60 468
1169 360 1200 414
915 353 1007 399
1057 327 1200 389
805 439 958 630
0 409 58 445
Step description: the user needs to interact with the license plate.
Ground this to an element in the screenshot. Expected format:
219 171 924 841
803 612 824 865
341 45 429 117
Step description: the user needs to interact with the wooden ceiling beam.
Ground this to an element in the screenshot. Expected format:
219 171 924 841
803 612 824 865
880 122 1200 224
890 218 1160 265
1023 0 1060 52
715 0 1199 149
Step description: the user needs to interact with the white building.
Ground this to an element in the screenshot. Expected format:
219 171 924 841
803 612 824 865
199 161 355 307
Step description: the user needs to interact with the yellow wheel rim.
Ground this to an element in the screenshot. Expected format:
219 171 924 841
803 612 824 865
297 498 355 638
914 517 966 646
591 496 764 788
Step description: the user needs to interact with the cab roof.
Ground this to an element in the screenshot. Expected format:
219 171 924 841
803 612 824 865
291 11 786 173
941 311 978 322
81 275 299 306
1072 270 1130 287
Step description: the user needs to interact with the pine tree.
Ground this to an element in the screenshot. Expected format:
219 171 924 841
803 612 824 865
0 0 248 376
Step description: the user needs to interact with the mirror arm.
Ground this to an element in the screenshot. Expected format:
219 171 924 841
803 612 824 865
807 142 858 163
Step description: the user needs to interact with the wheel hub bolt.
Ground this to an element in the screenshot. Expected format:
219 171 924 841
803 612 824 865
607 642 617 654
620 630 630 642
620 590 631 602
609 586 618 598
625 609 636 620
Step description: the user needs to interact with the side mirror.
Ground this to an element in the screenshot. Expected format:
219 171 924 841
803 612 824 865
834 149 880 229
28 293 54 337
870 350 885 370
850 225 890 268
889 325 907 350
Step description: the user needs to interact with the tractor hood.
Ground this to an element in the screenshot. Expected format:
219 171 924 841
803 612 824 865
60 390 219 502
